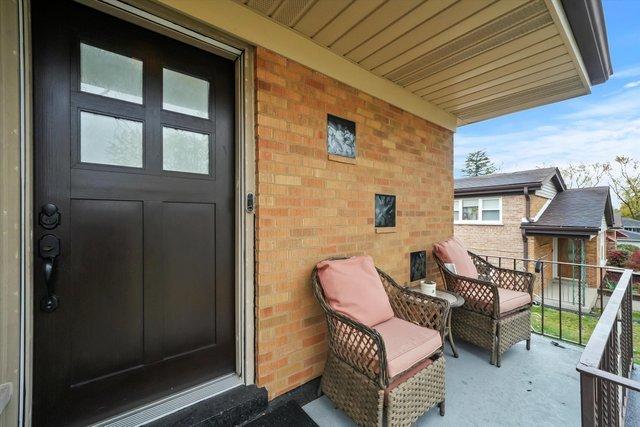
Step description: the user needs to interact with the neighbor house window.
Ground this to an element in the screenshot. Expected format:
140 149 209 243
482 198 500 221
454 197 502 224
462 199 478 220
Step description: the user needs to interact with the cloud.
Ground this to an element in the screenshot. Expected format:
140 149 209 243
456 117 640 172
558 87 640 120
454 86 640 209
624 81 640 89
612 64 640 79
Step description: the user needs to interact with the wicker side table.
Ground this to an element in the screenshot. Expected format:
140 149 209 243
409 286 464 358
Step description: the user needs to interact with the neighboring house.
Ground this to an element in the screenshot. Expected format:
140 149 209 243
454 168 615 310
614 216 640 248
622 217 640 233
615 229 640 248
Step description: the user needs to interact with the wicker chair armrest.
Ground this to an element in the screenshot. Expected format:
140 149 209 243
489 267 535 296
381 282 449 339
434 257 499 317
470 252 493 277
469 252 534 296
449 274 499 317
323 310 389 387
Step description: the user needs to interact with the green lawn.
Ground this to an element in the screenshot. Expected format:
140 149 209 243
531 305 640 364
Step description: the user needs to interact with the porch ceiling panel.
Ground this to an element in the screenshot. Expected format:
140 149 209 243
235 0 591 125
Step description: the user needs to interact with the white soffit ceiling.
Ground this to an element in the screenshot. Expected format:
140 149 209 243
236 0 590 125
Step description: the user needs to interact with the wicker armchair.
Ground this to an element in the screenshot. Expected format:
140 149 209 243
434 251 534 367
312 258 449 427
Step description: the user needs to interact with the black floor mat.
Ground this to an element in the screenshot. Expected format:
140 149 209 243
244 400 318 427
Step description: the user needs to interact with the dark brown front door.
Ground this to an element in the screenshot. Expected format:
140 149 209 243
32 1 236 425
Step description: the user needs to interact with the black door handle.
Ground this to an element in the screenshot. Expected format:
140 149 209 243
39 234 60 313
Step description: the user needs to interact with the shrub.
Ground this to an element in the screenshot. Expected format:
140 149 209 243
628 250 640 271
617 244 638 255
608 249 629 268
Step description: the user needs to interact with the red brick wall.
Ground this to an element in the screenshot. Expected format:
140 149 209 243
528 235 553 294
254 47 454 398
454 194 526 260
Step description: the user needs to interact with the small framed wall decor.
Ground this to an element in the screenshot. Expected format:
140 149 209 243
375 194 396 232
410 251 427 282
327 114 356 164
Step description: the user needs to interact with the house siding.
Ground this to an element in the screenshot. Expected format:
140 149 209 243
454 194 525 260
254 47 454 399
535 179 558 199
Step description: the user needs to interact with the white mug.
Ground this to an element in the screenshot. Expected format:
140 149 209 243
420 281 436 296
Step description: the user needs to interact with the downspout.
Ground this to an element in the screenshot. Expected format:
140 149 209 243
522 186 531 260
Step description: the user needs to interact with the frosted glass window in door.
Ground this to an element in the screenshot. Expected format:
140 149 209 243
163 127 210 174
163 69 209 118
80 43 143 104
80 111 143 167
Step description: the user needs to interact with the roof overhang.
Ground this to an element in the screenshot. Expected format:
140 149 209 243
455 182 543 197
155 0 610 128
545 167 568 192
521 225 600 237
455 167 567 196
603 190 614 227
560 0 613 85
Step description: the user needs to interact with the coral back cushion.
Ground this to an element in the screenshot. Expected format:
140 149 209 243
317 256 394 327
433 237 478 279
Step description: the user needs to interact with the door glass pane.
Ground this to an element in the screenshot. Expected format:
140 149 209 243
163 127 209 174
80 111 143 167
163 69 209 118
80 43 143 104
462 199 478 220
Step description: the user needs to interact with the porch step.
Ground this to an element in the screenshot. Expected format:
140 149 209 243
146 384 268 426
243 400 317 427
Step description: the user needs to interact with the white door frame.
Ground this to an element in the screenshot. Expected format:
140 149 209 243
16 0 257 424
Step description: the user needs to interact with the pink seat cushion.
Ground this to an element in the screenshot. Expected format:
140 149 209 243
373 317 442 379
317 256 394 327
498 288 531 314
433 237 478 279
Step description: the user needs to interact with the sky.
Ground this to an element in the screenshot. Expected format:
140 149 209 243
454 0 640 194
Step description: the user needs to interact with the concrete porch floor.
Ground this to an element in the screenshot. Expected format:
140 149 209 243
304 334 584 426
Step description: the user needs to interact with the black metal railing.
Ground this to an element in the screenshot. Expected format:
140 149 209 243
479 254 615 346
576 269 639 426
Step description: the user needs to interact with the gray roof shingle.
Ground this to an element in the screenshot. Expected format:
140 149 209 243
622 217 640 228
455 167 562 193
618 229 640 241
527 187 612 232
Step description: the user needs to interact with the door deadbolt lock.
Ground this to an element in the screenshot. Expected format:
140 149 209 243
39 203 61 230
